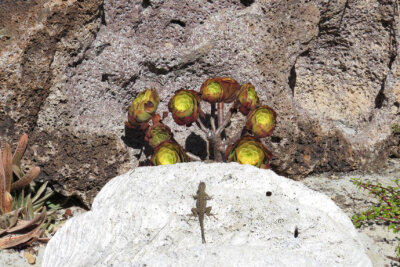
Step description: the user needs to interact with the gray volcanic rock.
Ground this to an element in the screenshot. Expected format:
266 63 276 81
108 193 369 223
43 163 372 267
1 0 399 205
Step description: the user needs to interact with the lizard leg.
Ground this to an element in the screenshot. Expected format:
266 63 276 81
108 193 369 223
186 208 198 223
205 206 216 218
192 194 198 200
205 194 212 200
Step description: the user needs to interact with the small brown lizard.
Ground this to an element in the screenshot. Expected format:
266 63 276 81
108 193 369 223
190 182 213 243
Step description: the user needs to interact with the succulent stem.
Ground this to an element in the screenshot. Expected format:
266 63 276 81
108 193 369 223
187 152 202 161
216 107 233 136
218 102 224 128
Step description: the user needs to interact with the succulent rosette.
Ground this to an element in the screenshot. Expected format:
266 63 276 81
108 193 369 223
217 77 240 103
246 105 276 138
145 123 173 148
127 89 160 128
151 140 189 166
200 77 240 103
200 78 223 103
168 89 202 125
225 136 272 169
237 83 259 115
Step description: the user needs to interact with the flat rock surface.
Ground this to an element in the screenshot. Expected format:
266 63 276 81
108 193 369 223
43 162 371 267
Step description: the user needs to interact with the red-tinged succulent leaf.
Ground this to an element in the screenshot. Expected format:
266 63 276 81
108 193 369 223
246 106 277 138
237 83 259 115
216 77 240 103
12 134 28 167
2 144 12 193
168 89 202 126
151 113 162 124
11 167 40 191
4 192 12 214
200 78 224 103
145 123 173 148
225 135 272 169
150 140 189 166
0 150 6 213
3 208 46 235
0 223 42 249
127 89 160 128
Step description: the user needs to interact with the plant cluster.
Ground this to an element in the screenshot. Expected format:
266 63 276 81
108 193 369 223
125 77 276 168
0 134 58 248
351 178 400 259
392 123 400 134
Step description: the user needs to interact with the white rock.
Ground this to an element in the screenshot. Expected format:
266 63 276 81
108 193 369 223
43 162 372 267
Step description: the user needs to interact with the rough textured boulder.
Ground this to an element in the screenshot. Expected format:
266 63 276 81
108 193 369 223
43 163 372 267
1 0 399 205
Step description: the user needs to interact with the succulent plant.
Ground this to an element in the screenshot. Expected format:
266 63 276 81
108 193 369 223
150 141 189 166
216 77 240 103
168 89 202 126
237 83 259 115
200 78 224 103
127 88 160 129
200 77 240 103
145 123 173 148
0 207 47 249
225 136 272 169
246 105 276 138
126 77 277 168
0 134 58 248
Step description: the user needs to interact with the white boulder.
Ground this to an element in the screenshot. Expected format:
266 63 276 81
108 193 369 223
43 162 372 267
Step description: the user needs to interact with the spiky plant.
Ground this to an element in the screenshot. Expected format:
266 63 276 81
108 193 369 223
0 134 50 248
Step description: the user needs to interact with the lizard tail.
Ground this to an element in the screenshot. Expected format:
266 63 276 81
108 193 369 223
200 214 206 243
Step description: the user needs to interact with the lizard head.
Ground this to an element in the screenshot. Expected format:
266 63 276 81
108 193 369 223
198 182 206 191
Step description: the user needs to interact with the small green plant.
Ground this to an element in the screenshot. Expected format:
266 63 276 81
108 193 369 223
392 123 400 134
125 77 277 168
351 178 400 259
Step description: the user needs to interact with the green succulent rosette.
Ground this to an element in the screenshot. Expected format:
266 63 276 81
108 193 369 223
200 77 240 103
200 78 224 103
246 105 276 138
145 123 173 148
127 89 160 128
225 136 272 169
168 89 202 125
237 83 259 115
151 140 189 166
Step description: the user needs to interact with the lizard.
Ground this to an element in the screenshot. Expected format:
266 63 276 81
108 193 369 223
190 182 213 244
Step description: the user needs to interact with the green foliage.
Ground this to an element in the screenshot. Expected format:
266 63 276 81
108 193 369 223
351 178 400 258
393 123 400 134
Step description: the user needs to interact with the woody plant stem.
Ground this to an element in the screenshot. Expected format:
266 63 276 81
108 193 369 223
196 102 240 161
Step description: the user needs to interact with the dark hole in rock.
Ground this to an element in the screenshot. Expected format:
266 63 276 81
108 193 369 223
101 74 109 82
240 0 255 7
266 191 272 196
170 19 186 27
375 82 387 109
142 0 151 8
271 136 281 143
294 226 299 238
381 20 391 28
288 64 296 96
